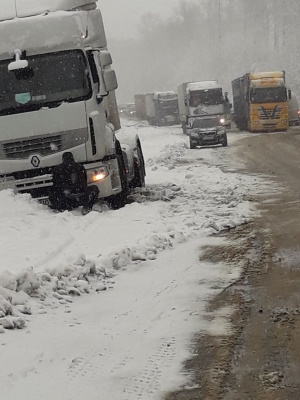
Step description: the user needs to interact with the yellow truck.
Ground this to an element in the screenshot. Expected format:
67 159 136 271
232 71 290 132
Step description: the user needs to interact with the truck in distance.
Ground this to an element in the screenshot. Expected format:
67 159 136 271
0 0 145 209
189 117 228 149
134 94 147 121
177 81 231 135
287 92 300 126
232 71 290 132
134 91 179 126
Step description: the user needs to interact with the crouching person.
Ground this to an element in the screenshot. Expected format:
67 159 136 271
49 152 99 214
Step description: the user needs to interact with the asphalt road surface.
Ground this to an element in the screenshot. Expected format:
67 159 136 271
166 127 300 400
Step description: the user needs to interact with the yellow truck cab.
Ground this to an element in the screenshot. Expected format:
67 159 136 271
232 71 289 132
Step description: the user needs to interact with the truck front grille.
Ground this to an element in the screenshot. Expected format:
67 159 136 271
258 106 282 120
3 135 62 159
16 180 53 199
262 123 277 129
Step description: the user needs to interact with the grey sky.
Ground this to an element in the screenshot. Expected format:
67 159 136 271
98 0 184 39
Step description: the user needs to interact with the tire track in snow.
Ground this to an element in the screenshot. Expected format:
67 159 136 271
32 235 75 270
63 247 199 399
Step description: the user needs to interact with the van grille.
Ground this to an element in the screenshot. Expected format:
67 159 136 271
3 135 62 159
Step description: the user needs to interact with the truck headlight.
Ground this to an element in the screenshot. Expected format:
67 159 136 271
87 167 109 184
220 118 225 124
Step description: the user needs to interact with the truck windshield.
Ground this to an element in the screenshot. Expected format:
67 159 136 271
250 87 287 104
0 50 91 115
189 89 223 107
158 99 178 110
192 118 220 129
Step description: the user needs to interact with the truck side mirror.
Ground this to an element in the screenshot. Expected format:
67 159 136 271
8 49 28 71
230 103 233 108
99 51 112 68
288 89 292 100
103 69 118 92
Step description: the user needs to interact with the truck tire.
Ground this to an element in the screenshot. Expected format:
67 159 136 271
189 136 197 149
130 146 146 188
107 149 128 209
158 118 166 127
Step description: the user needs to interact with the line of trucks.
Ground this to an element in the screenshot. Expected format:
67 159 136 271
133 81 231 131
0 1 298 205
132 71 298 149
132 81 232 149
0 0 146 208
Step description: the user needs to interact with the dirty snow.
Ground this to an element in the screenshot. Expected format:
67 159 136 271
0 122 267 399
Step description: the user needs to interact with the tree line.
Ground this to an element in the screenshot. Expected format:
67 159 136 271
109 0 300 102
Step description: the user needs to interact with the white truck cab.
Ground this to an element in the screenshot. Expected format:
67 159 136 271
177 81 231 134
0 0 145 207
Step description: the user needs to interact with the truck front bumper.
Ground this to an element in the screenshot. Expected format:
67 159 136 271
0 158 122 204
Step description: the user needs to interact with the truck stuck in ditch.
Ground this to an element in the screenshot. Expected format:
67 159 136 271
0 0 145 209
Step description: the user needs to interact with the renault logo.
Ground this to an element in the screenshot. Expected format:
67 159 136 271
31 155 40 168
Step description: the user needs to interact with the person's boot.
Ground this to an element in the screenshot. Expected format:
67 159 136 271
81 201 93 215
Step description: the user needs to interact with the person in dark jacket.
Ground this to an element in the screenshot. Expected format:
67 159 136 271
49 152 99 213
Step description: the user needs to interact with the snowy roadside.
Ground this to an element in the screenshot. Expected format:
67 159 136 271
0 122 271 399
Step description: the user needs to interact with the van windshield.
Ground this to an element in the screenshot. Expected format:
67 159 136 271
0 50 91 116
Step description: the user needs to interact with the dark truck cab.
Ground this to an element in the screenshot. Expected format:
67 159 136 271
189 117 228 149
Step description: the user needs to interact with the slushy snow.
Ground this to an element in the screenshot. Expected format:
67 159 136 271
0 123 273 399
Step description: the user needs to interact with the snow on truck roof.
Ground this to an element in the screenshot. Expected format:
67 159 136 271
249 71 285 80
186 81 221 92
0 0 97 21
0 7 106 60
153 91 177 100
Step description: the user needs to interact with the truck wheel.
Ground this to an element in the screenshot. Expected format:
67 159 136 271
189 137 197 149
108 154 128 209
130 146 146 188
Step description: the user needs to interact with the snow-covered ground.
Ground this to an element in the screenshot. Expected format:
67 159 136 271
0 122 268 399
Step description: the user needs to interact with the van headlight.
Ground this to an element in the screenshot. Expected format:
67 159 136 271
87 166 109 184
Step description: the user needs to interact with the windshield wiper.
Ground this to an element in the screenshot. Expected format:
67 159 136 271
0 101 63 116
42 101 63 109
